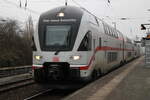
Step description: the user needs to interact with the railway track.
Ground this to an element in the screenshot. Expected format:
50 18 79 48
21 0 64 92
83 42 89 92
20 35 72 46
0 65 31 78
0 77 78 100
24 88 52 100
0 78 35 94
23 88 77 100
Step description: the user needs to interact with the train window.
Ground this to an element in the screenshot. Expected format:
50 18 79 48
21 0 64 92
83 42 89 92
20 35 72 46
113 30 116 38
113 29 116 38
93 39 96 49
111 29 114 37
78 32 92 51
95 17 99 26
103 25 106 34
132 47 134 51
107 26 110 35
116 31 118 37
116 32 119 38
117 31 119 38
99 38 101 47
105 27 107 34
107 52 118 63
107 27 110 35
109 28 112 36
128 52 132 57
104 25 108 35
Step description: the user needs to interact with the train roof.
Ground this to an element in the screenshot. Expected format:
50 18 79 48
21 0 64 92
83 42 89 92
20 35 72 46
39 6 83 21
39 6 134 42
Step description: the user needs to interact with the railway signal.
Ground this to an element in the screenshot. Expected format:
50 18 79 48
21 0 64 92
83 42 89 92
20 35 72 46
141 24 146 30
141 24 150 30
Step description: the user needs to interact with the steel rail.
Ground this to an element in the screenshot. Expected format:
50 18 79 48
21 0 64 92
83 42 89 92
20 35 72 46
24 88 52 100
0 78 35 94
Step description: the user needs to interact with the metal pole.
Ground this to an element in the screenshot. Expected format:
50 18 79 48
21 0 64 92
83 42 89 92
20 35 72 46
65 0 68 6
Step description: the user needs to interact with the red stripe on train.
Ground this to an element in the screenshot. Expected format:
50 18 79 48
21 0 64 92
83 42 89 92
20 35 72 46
79 46 134 70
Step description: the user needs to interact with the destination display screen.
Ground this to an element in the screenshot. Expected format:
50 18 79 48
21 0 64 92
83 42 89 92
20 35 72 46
45 25 71 47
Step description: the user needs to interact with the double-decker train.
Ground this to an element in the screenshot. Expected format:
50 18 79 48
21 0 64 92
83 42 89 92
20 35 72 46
32 6 141 83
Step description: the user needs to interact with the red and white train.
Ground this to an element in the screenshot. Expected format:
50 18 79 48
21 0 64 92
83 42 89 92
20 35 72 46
32 6 141 83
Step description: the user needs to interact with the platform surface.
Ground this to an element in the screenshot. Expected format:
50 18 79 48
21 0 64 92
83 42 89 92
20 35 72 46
64 56 150 100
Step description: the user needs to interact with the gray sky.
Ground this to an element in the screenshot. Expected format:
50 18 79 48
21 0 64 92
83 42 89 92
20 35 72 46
0 0 150 40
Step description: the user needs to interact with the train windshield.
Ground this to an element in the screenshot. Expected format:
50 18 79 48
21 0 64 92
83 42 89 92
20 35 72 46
45 25 71 49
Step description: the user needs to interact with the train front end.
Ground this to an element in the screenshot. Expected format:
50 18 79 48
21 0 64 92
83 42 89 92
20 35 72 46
32 6 92 83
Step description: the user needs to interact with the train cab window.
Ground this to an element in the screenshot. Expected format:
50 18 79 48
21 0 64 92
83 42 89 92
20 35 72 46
45 25 71 47
78 32 92 51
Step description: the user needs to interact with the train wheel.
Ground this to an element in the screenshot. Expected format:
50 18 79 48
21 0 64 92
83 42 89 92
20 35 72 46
120 61 123 66
34 69 47 83
92 70 98 80
98 69 102 77
124 60 127 64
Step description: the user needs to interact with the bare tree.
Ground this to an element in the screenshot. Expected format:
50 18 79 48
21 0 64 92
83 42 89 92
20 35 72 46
22 16 34 65
0 17 33 67
24 16 34 43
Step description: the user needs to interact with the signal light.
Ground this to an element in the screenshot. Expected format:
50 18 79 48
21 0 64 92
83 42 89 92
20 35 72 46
147 35 150 38
141 24 146 30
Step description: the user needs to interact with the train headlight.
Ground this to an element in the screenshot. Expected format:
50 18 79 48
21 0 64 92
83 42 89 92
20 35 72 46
57 12 64 17
35 55 42 60
70 55 81 60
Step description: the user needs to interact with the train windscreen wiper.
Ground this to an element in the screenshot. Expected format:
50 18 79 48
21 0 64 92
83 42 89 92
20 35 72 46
54 50 60 55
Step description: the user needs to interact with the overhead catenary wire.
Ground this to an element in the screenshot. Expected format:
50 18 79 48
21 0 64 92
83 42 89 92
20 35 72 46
65 0 68 6
71 0 104 21
71 0 115 20
25 0 27 8
0 0 39 24
19 0 22 7
3 0 39 15
71 0 83 8
71 0 98 16
104 0 118 25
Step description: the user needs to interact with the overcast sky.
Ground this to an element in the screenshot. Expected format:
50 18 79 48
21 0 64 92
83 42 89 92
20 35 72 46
0 0 150 40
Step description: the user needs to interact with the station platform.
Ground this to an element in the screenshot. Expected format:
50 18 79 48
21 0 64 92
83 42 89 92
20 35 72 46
64 56 150 100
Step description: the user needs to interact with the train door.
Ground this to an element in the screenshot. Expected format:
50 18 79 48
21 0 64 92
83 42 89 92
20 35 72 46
91 34 99 70
93 37 96 65
123 38 125 62
102 25 108 73
102 35 109 73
